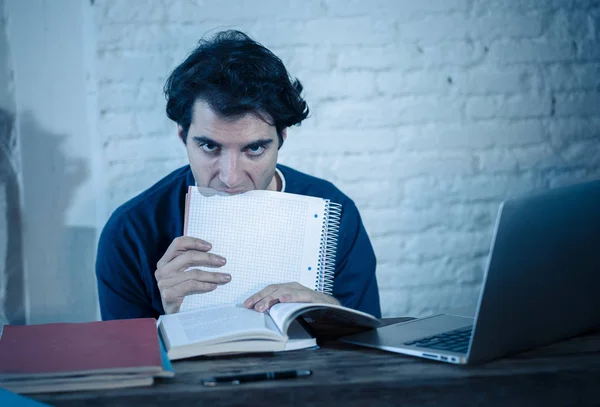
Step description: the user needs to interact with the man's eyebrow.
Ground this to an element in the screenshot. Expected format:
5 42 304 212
191 136 273 150
243 139 273 150
192 135 222 147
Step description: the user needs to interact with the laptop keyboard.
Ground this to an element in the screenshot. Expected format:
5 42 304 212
403 325 473 354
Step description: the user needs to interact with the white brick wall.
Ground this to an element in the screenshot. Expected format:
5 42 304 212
94 0 600 317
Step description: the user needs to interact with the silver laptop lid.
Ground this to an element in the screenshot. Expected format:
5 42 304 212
467 180 600 363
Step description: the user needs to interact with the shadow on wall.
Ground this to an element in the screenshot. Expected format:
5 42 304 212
0 108 25 325
19 111 98 324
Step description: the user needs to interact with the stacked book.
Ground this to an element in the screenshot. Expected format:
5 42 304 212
0 318 173 394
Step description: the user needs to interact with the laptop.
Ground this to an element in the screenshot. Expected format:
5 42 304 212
341 180 600 364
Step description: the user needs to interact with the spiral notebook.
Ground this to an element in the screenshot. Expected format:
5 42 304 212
179 187 342 312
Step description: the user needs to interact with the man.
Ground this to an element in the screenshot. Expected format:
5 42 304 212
96 30 381 320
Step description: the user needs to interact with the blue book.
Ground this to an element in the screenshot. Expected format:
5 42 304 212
156 333 175 378
0 388 50 406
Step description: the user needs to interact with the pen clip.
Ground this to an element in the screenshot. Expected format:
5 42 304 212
201 379 241 387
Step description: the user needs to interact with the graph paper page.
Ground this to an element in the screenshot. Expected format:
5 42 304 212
180 188 327 311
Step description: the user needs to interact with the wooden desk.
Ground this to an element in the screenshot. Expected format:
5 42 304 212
33 319 600 407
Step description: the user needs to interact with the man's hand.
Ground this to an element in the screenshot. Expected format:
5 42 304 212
243 282 340 312
155 236 231 314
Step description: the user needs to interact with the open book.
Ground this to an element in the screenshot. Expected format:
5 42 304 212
158 302 383 360
180 187 342 311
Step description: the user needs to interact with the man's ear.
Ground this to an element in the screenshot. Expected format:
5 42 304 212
177 125 185 144
278 128 287 149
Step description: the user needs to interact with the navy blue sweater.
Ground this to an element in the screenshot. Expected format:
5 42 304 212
96 165 381 319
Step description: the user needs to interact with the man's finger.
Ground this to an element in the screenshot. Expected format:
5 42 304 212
279 289 314 303
243 284 280 309
253 296 281 312
161 280 219 311
157 236 212 268
157 269 231 290
155 250 226 279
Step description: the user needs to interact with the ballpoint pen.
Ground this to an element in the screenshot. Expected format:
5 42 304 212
201 369 312 386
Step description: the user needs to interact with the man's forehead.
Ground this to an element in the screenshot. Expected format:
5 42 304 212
190 101 276 144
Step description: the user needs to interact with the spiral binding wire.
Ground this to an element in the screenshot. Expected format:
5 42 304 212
316 201 342 294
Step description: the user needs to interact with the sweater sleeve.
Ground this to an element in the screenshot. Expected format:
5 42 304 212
95 215 157 320
332 200 382 318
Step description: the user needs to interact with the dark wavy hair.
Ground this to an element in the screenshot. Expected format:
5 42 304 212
164 30 309 147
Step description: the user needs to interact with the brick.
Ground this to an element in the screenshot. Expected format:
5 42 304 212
471 12 546 40
397 120 546 150
466 95 552 119
338 180 405 209
561 139 600 166
454 256 488 285
104 136 185 161
398 97 463 123
97 23 213 52
546 9 594 41
378 256 487 288
99 109 175 140
489 40 577 64
546 117 600 147
406 284 481 317
271 47 336 73
135 111 177 137
314 99 400 128
472 0 592 13
283 128 397 154
379 288 412 317
579 40 600 61
453 68 533 95
376 71 451 96
592 8 600 41
554 92 600 117
166 0 324 22
398 14 470 43
338 42 483 71
377 260 450 289
543 63 600 91
545 168 600 189
403 173 547 204
97 0 167 24
402 229 493 260
337 45 423 71
305 18 396 46
362 202 498 236
107 157 187 184
319 154 398 182
276 155 326 180
99 112 135 139
302 71 378 100
325 0 470 18
421 42 486 68
253 18 395 47
98 81 164 111
329 151 474 182
476 145 567 173
249 21 308 48
97 53 171 82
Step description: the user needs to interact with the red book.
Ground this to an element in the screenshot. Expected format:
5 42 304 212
0 318 163 379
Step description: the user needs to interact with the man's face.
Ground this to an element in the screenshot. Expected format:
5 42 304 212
179 100 285 193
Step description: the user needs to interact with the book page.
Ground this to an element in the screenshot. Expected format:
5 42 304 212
267 302 383 335
159 304 282 349
283 320 317 351
180 189 327 311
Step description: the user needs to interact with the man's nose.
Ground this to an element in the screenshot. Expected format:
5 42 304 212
218 153 243 188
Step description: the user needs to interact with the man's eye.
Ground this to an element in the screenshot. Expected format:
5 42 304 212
201 143 219 153
247 145 266 156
